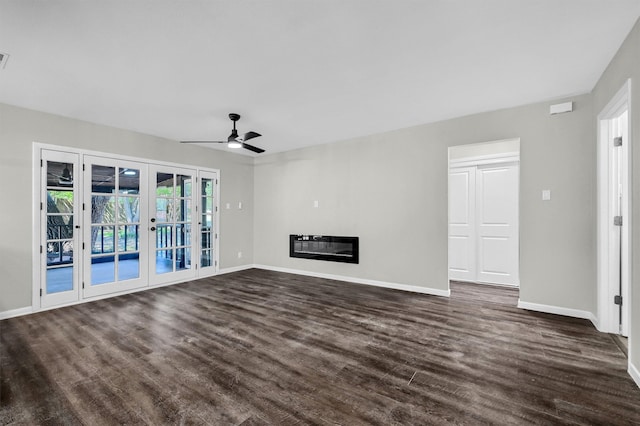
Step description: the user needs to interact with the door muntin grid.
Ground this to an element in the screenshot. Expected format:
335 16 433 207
200 177 215 267
90 165 141 285
155 172 193 274
45 160 76 295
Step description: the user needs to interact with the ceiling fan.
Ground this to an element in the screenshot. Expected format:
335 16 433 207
181 113 264 153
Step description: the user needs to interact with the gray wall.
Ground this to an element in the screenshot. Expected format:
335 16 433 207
254 93 595 312
0 103 254 312
592 17 640 373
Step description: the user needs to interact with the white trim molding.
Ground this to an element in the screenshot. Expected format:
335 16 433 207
630 361 640 389
449 152 520 169
217 264 255 275
517 299 597 327
596 79 632 335
0 306 33 321
254 264 451 297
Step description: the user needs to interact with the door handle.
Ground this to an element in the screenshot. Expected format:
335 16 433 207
150 227 156 231
150 218 156 223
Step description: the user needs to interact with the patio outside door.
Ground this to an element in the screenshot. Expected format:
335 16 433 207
40 150 81 308
149 166 197 285
83 157 149 298
198 170 218 276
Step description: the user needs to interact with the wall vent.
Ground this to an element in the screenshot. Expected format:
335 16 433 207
549 101 573 115
0 52 9 69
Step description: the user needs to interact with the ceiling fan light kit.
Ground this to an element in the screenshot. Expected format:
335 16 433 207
181 113 264 153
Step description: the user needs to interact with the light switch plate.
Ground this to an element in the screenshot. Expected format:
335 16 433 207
542 190 551 201
313 200 319 208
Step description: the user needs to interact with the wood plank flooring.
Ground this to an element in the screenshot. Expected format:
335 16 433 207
1 269 639 425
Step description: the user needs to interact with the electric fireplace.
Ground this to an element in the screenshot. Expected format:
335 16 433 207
289 235 359 264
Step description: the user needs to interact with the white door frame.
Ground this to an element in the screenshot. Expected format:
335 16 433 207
448 139 521 287
597 79 632 336
33 143 220 311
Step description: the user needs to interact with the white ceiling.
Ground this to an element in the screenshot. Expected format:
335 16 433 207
1 1 639 156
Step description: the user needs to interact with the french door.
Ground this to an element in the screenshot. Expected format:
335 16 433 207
40 150 81 308
149 165 197 286
37 146 218 309
83 156 149 298
198 170 219 276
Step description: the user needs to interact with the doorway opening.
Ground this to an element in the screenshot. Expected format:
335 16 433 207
448 138 520 288
597 79 631 338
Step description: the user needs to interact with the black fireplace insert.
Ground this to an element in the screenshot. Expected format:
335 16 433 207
289 235 359 264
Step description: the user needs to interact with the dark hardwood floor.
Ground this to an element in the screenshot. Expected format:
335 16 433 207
1 269 639 425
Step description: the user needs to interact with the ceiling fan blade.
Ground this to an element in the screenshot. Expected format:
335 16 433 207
241 142 265 154
238 131 261 142
180 140 226 144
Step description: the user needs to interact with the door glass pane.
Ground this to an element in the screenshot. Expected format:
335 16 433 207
47 215 73 240
156 224 172 249
156 199 172 222
119 168 140 194
91 196 115 223
91 225 115 253
92 165 115 193
118 196 140 222
47 190 74 213
118 253 139 281
201 250 211 267
176 224 192 246
46 268 73 294
47 161 74 188
156 173 174 197
183 200 192 219
45 160 75 295
177 175 192 197
91 256 115 285
46 241 74 266
118 225 139 252
156 249 173 274
176 247 191 271
175 202 183 222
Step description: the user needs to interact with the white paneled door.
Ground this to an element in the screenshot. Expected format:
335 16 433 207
448 167 476 282
449 162 519 286
475 164 519 286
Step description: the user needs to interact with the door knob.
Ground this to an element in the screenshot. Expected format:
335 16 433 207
150 218 156 223
150 227 156 231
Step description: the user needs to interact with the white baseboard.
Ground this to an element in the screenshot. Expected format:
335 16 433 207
0 306 33 320
518 299 597 326
630 361 640 389
217 264 255 275
253 264 450 297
